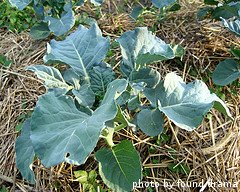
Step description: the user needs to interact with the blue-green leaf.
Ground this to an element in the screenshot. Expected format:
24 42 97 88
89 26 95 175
145 73 232 131
137 108 164 136
26 65 71 91
63 68 81 90
221 18 240 37
116 91 130 106
72 84 95 107
30 22 50 40
44 24 110 82
30 79 127 167
75 0 85 6
117 27 174 76
128 95 141 111
16 119 35 184
152 0 177 9
130 68 161 89
45 3 75 36
95 140 142 192
197 7 214 20
212 3 240 20
8 0 32 10
212 59 240 86
90 0 104 6
89 64 115 96
130 6 144 20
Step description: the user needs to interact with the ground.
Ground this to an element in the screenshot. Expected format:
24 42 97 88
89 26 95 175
0 0 240 191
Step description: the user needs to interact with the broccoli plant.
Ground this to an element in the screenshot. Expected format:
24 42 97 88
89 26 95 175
8 0 104 39
15 24 232 191
196 0 240 85
131 0 180 21
197 0 240 20
211 3 240 85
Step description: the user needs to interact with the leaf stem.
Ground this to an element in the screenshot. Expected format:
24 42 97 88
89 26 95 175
101 128 115 148
114 124 127 132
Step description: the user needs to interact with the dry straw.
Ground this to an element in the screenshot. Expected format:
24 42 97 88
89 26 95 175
0 0 239 191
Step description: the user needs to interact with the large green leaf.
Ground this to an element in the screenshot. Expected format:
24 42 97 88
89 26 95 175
116 27 174 76
137 108 164 136
16 119 35 184
222 18 240 37
144 73 232 131
30 79 127 167
44 24 110 82
212 59 240 86
152 0 177 8
95 140 142 192
9 0 32 10
89 64 115 96
27 65 71 91
45 4 75 37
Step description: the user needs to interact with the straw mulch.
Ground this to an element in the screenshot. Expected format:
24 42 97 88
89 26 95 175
0 0 239 191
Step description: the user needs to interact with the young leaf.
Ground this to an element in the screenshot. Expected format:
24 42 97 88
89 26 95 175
30 22 50 40
128 95 141 111
72 84 95 107
130 6 144 20
117 27 174 76
95 140 142 192
116 91 130 106
44 23 110 82
145 73 232 131
152 0 177 9
212 59 240 86
30 79 127 167
230 48 240 59
114 106 135 129
45 3 75 37
63 68 81 89
171 44 185 58
197 7 214 20
0 55 12 68
137 108 164 136
15 118 35 184
74 170 88 183
26 65 71 91
130 68 161 89
89 64 115 96
221 18 240 37
9 0 32 10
